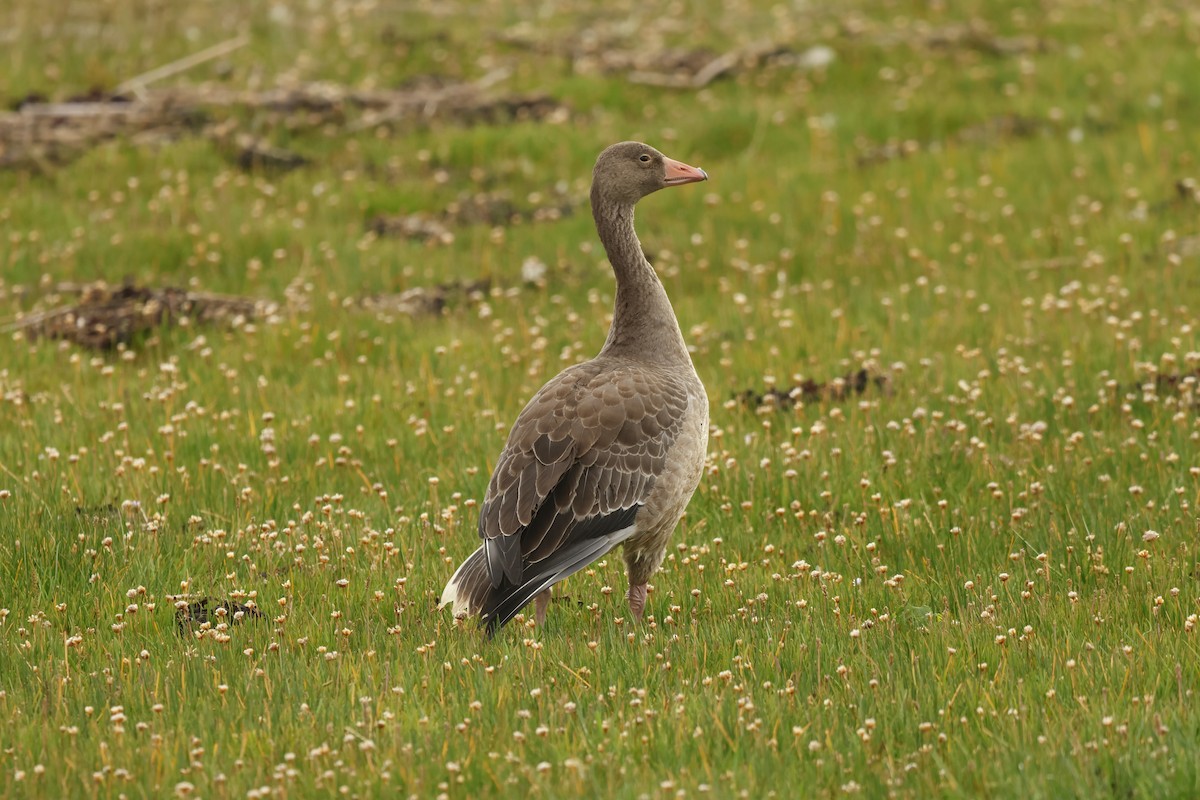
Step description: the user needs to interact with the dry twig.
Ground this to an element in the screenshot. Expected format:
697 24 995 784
116 34 251 97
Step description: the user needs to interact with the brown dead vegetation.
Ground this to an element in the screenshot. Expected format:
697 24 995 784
737 369 892 411
3 275 506 351
501 27 833 89
369 188 575 244
839 16 1051 56
856 113 1046 167
499 14 1042 91
358 279 491 319
0 75 567 172
7 281 277 350
175 597 264 636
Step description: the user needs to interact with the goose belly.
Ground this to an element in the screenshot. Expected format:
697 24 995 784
623 390 709 563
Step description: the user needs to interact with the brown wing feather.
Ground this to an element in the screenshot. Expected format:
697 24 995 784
478 359 692 587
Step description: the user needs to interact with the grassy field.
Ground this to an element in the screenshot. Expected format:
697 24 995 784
2 0 1200 797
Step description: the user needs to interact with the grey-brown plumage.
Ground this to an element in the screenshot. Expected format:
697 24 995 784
440 142 710 634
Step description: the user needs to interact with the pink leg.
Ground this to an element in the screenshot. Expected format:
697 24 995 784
627 583 647 621
534 588 552 626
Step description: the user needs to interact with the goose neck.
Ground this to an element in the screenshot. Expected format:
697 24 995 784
591 196 691 365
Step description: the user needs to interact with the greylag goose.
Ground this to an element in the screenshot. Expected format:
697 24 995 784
440 141 710 634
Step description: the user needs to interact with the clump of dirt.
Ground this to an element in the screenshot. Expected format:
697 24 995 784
737 369 892 410
5 275 501 351
175 597 264 636
359 279 491 318
502 15 1040 91
1174 178 1199 204
1120 370 1200 406
1153 371 1200 393
856 113 1046 167
228 134 309 173
369 188 574 244
7 281 276 350
955 113 1044 143
369 213 455 244
840 16 1051 56
501 25 830 90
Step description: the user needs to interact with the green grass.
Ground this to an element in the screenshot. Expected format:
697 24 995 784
2 0 1200 797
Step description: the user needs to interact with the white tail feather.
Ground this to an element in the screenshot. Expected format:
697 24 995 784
440 524 639 626
439 545 483 617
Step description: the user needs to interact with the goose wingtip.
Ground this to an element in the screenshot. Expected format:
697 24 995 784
438 578 468 617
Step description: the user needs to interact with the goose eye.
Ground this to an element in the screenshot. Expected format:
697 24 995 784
639 154 651 163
